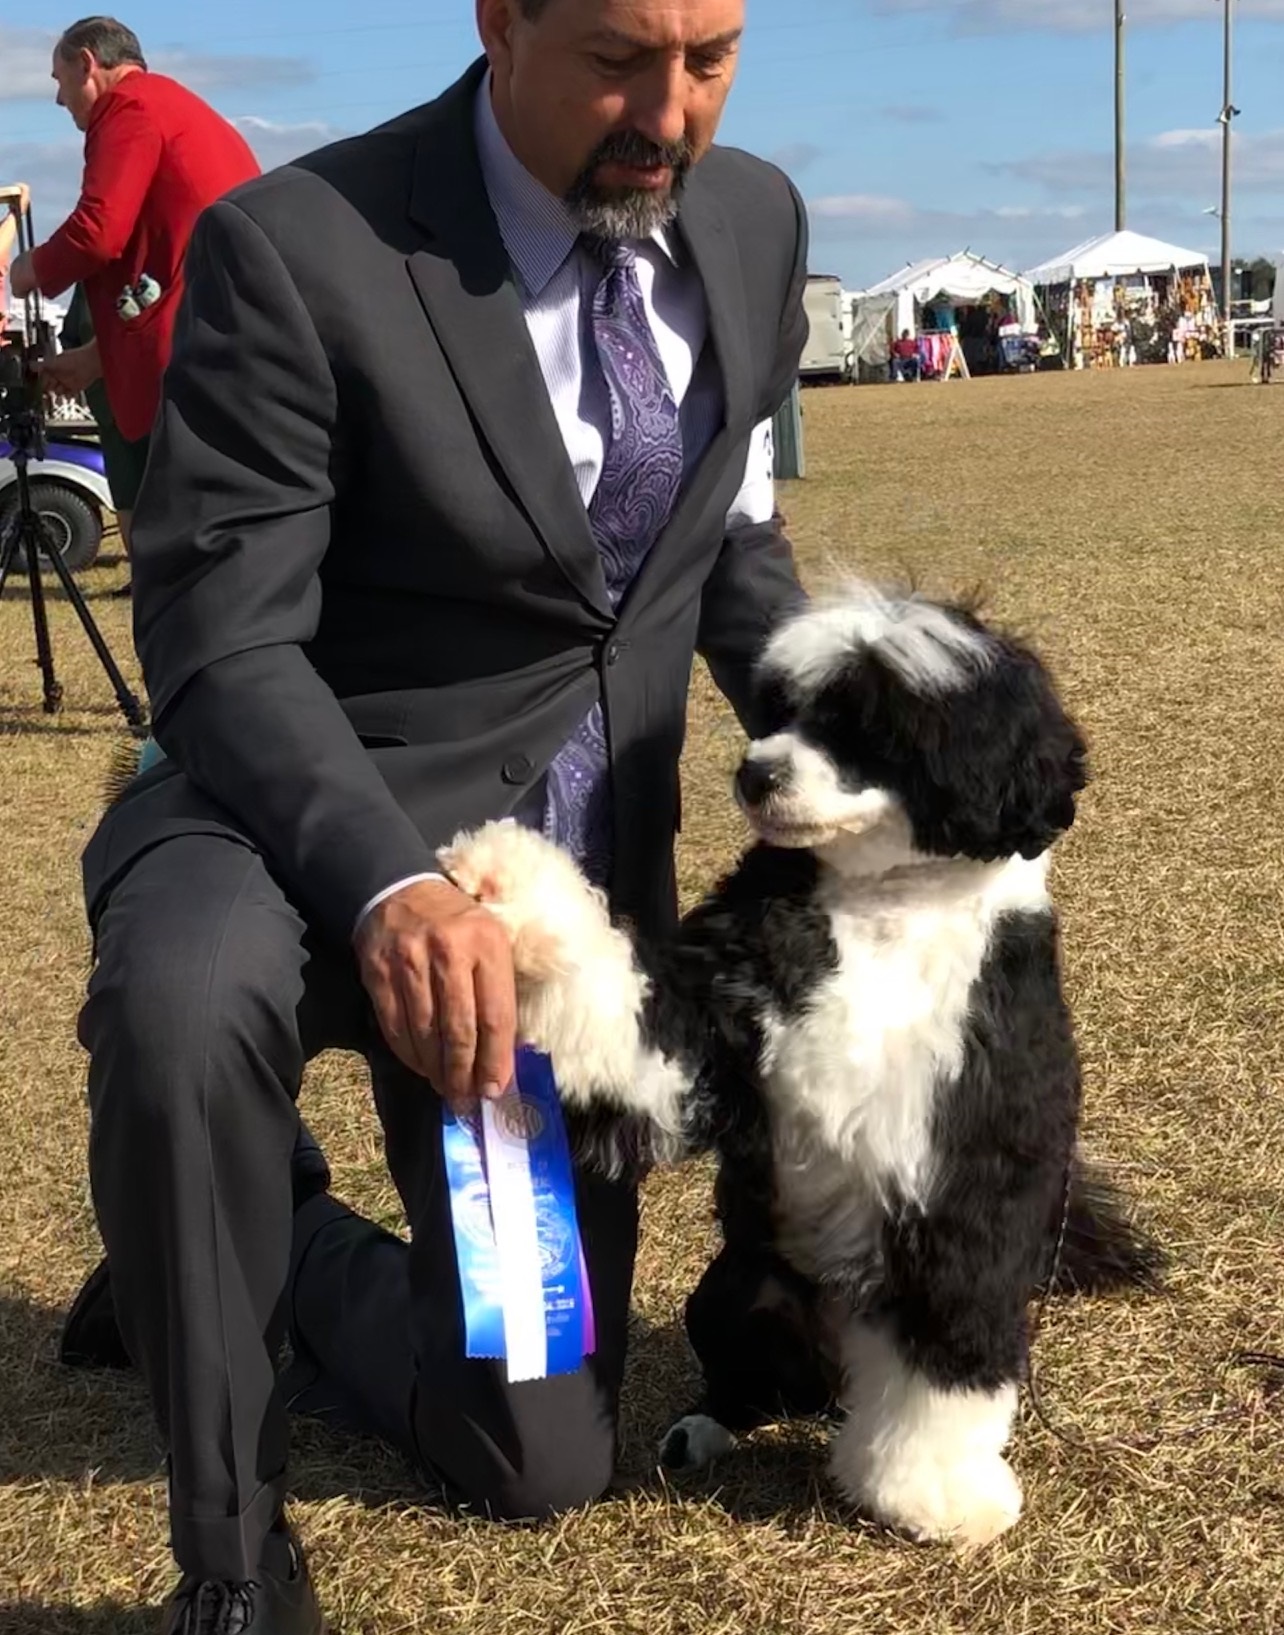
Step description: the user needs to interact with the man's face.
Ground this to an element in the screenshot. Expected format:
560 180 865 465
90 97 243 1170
479 0 745 238
51 47 100 131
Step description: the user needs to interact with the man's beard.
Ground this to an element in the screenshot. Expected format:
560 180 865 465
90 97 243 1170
563 130 693 241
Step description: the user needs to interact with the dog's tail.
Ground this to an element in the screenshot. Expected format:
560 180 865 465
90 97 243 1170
1045 1153 1166 1295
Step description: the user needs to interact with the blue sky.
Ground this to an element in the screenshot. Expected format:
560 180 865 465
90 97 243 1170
4 1 1283 289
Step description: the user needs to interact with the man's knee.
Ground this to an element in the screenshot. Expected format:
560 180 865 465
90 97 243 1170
80 840 307 1123
470 1432 615 1523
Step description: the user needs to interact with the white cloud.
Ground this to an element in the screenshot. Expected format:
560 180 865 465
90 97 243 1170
232 117 350 172
809 193 920 224
769 142 825 176
998 126 1284 196
876 0 1284 32
4 120 349 249
0 24 314 101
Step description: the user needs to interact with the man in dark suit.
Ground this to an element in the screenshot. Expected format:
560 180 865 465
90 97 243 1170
68 0 808 1628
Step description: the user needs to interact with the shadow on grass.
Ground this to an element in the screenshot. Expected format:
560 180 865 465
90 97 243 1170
0 1602 155 1635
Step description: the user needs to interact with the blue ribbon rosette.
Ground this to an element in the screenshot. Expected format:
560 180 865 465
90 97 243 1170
441 1045 595 1382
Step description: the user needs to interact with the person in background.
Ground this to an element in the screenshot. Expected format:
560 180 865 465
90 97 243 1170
9 16 260 581
0 185 32 337
890 327 920 382
56 283 137 580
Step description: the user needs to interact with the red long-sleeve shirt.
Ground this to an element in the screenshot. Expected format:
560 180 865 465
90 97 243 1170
31 71 260 440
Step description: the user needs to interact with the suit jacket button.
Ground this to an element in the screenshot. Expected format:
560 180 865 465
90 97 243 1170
605 641 621 666
502 754 534 785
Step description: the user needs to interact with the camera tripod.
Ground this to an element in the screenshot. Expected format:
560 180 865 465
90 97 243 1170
0 432 148 731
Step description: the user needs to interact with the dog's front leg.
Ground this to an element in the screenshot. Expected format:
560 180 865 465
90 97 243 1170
438 820 698 1147
828 1315 1023 1550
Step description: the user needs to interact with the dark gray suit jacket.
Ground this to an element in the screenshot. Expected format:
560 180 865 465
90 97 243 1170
88 59 810 945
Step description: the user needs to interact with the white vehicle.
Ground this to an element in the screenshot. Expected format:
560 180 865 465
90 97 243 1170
800 274 851 383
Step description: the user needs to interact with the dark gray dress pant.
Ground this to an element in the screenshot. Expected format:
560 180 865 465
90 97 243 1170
78 833 638 1581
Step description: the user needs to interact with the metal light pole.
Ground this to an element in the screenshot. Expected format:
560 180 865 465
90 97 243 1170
1115 0 1126 231
1219 0 1238 356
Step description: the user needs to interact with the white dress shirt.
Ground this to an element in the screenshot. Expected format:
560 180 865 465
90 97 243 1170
356 80 777 933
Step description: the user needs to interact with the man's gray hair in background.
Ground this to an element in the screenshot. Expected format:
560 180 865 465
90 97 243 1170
57 15 148 71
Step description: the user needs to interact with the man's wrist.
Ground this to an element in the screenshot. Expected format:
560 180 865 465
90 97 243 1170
352 872 450 941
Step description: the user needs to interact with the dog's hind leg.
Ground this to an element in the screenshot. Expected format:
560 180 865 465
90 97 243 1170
660 1244 838 1472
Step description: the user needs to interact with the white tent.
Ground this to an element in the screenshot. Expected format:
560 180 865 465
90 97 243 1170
1023 230 1209 286
1274 253 1284 325
850 251 1037 371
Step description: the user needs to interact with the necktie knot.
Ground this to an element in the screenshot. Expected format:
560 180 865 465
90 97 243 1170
584 235 637 274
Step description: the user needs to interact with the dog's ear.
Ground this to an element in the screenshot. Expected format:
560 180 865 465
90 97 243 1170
911 650 1089 862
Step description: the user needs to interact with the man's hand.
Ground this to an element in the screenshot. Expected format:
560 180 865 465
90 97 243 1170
8 250 36 300
40 339 102 398
355 877 517 1111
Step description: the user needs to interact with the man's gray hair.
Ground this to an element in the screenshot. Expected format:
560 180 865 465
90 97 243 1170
57 16 148 71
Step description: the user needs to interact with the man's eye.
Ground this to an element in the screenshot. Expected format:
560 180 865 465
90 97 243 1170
688 49 732 79
592 53 638 74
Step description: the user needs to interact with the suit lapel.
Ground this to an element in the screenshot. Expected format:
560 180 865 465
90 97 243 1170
404 63 612 621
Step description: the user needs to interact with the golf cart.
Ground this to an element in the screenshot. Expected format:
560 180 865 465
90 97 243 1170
0 427 114 573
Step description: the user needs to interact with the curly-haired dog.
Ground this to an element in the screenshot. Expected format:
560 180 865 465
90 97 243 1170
440 584 1159 1549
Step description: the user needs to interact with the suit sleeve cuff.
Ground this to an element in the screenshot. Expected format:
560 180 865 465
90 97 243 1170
352 872 449 940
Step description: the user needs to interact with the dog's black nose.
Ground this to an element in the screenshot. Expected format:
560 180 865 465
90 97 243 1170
736 758 788 806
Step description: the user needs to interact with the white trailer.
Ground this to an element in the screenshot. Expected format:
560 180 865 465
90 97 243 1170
800 274 851 383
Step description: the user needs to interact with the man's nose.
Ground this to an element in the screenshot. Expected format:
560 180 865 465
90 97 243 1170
736 757 790 806
628 57 689 149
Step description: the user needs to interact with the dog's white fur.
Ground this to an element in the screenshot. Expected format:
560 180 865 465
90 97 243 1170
759 582 995 703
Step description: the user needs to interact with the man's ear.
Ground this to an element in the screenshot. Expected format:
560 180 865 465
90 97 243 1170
476 0 521 68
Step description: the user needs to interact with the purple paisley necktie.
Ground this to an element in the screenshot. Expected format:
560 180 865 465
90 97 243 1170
540 240 684 885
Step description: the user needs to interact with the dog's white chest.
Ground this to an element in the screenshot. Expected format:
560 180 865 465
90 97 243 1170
762 885 1001 1280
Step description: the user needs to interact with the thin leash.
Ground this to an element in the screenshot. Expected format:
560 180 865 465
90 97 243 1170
1023 1159 1284 1456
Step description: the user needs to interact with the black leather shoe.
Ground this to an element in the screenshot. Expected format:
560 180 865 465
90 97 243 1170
160 1520 323 1634
60 1123 333 1371
58 1255 133 1370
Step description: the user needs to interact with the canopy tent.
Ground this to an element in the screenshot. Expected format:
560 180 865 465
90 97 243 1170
850 251 1038 376
1274 253 1284 326
1023 230 1209 286
1023 231 1217 369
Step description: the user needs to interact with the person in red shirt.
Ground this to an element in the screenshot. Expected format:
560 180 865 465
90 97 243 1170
9 17 260 567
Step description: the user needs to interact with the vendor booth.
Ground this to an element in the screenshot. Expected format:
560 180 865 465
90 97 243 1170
1023 231 1218 369
850 251 1042 382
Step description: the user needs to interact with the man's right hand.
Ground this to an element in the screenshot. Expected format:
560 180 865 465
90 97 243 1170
354 877 517 1112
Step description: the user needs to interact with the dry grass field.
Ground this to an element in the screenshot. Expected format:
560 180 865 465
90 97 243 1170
3 359 1284 1634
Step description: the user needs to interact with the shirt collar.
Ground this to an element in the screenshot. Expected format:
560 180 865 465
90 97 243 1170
473 73 677 297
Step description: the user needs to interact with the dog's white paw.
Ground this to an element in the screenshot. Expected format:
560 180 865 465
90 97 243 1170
833 1438 1023 1549
438 819 603 984
438 820 651 1107
660 1414 737 1472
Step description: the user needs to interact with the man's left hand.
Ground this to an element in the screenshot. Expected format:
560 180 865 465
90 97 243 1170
8 251 37 299
40 340 102 398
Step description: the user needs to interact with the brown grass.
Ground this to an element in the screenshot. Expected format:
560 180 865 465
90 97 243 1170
3 359 1284 1633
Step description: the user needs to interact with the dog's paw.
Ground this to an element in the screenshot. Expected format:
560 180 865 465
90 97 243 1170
438 819 604 983
659 1414 737 1472
831 1431 1023 1549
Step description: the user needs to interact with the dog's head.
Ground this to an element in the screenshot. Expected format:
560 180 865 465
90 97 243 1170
736 584 1088 874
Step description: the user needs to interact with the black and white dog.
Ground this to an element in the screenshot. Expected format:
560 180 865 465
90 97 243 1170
440 583 1158 1549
